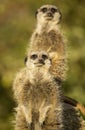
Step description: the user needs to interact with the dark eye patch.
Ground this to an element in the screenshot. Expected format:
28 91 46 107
30 54 38 60
42 54 48 60
41 7 47 13
51 8 58 13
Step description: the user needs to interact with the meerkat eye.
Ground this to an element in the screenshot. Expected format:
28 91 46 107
51 8 58 13
30 54 38 60
42 54 48 60
41 7 47 13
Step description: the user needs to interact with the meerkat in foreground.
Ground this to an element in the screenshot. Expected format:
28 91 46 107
13 51 64 130
27 4 67 81
13 51 85 130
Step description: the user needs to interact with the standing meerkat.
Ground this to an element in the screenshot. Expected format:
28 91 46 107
13 51 85 130
27 4 67 81
13 51 64 130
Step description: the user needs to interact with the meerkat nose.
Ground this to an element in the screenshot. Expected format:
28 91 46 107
47 12 53 17
39 59 45 64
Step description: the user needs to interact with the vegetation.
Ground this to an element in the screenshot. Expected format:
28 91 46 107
0 0 85 129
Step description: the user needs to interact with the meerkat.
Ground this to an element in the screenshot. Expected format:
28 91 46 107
13 51 64 130
27 4 67 81
13 51 85 130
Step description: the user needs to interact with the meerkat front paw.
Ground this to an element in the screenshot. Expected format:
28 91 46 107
39 100 52 126
26 112 32 127
39 105 52 126
21 105 32 126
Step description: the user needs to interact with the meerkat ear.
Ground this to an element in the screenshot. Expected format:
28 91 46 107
24 56 28 64
59 11 62 22
35 10 38 18
58 10 62 24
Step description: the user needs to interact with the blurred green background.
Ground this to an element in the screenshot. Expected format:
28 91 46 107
0 0 85 129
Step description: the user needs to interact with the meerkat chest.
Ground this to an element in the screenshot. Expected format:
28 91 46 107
27 69 55 99
28 81 56 109
30 30 60 53
28 67 51 84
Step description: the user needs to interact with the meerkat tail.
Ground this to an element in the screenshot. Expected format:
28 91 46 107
63 96 85 116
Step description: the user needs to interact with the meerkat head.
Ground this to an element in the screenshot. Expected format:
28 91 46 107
25 51 51 69
35 5 62 25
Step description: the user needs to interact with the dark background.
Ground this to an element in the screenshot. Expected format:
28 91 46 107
0 0 85 129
